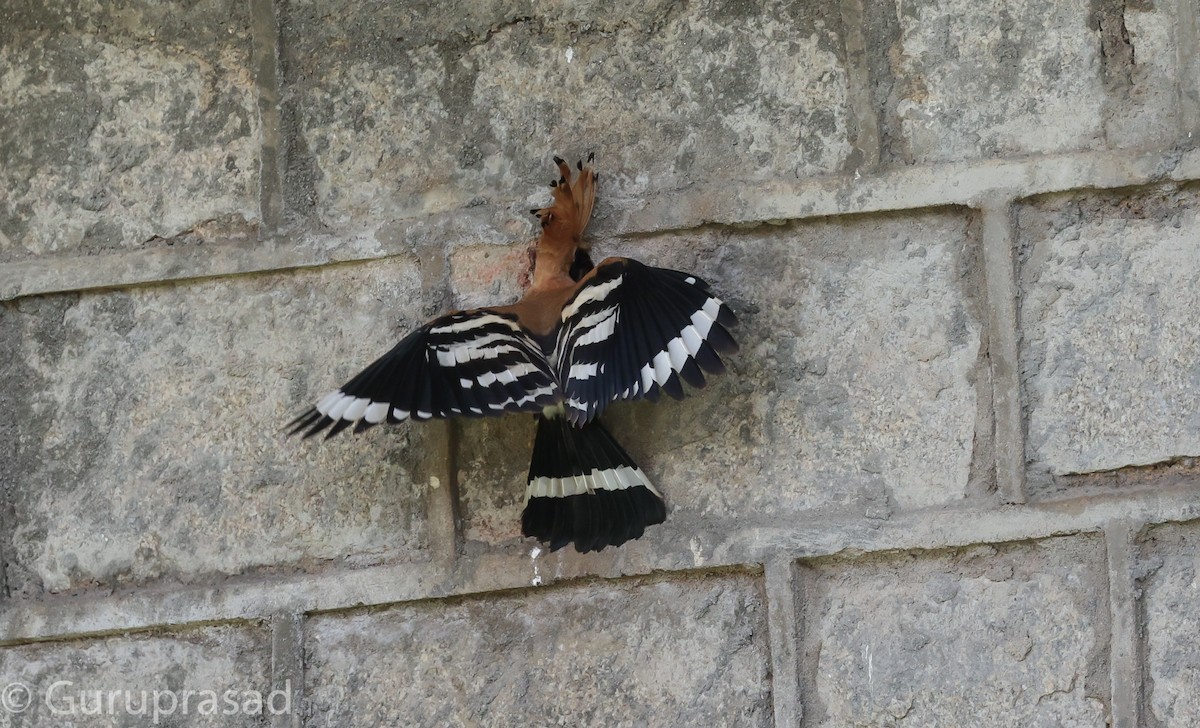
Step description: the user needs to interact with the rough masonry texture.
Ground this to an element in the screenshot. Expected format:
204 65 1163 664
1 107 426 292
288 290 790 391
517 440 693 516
1 0 1198 726
803 536 1110 726
305 574 770 726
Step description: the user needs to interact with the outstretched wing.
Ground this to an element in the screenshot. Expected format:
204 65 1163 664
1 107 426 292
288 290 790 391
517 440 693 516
289 309 558 438
555 258 738 425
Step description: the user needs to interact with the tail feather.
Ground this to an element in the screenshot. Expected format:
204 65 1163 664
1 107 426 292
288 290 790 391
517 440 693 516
522 414 665 553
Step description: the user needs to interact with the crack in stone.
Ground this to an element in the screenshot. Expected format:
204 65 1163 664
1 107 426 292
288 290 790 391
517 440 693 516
1095 0 1136 90
138 214 258 249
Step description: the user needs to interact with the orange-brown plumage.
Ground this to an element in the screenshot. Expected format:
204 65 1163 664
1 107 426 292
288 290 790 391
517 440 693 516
500 154 599 337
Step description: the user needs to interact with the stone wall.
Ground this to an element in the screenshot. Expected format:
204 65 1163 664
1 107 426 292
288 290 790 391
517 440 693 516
2 0 1198 725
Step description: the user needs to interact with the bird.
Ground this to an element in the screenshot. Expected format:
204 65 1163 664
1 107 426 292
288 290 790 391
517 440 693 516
288 154 738 553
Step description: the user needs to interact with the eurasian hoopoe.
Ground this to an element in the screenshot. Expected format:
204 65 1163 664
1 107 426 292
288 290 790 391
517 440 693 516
289 154 738 553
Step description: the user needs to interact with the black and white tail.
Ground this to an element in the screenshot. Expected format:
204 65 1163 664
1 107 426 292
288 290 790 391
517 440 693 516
522 414 666 553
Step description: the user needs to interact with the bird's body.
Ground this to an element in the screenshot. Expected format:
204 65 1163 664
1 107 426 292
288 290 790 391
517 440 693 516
290 154 737 552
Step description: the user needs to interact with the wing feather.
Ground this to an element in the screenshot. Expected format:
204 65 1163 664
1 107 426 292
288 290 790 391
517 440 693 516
556 258 739 425
289 309 558 438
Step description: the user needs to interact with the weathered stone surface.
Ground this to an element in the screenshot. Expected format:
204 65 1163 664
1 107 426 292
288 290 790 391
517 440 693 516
865 0 1176 165
802 536 1110 726
0 259 432 595
447 241 532 312
1141 521 1200 726
457 416 537 547
4 0 1199 716
1018 185 1200 478
0 0 261 262
0 625 272 726
1101 0 1182 148
281 0 854 229
457 210 984 549
304 573 770 726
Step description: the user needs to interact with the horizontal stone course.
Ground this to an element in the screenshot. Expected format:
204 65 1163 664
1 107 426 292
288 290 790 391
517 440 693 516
1018 184 1200 481
304 572 771 726
1 259 434 596
280 0 854 229
865 0 1179 165
802 535 1110 726
0 624 272 727
0 0 261 262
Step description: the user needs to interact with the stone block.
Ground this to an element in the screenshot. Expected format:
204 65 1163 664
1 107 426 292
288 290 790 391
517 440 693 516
865 0 1179 165
1018 185 1200 478
0 0 261 262
458 415 537 547
457 209 984 549
0 624 272 726
447 241 532 311
304 573 771 726
1140 521 1200 726
1102 0 1185 148
0 258 433 595
281 0 854 229
801 536 1110 726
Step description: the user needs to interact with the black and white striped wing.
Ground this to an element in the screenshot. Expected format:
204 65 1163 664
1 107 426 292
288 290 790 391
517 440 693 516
289 309 558 438
555 258 738 425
